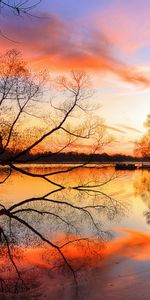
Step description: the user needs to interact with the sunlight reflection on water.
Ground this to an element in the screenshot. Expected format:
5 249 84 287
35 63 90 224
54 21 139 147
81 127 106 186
0 165 150 234
0 165 150 299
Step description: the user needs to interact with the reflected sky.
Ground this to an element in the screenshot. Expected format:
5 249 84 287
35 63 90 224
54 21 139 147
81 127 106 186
0 165 150 298
0 165 150 238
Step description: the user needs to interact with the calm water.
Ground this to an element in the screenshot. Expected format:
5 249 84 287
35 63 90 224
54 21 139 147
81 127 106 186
0 165 150 242
0 165 150 299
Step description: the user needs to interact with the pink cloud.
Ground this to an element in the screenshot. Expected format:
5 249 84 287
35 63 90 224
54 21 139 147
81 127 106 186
90 2 150 56
1 10 150 86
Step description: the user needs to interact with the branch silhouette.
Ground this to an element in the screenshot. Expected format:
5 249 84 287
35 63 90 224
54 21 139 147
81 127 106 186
0 49 127 293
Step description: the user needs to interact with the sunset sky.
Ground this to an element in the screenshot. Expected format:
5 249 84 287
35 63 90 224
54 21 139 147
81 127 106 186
1 0 150 155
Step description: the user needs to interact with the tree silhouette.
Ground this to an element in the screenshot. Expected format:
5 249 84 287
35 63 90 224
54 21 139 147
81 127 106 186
0 0 41 16
0 0 42 41
135 114 150 158
0 49 127 294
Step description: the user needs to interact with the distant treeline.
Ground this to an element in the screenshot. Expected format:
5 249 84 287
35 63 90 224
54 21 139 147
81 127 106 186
1 150 150 164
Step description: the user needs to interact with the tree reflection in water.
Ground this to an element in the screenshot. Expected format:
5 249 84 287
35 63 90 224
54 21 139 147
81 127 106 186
0 166 130 295
0 52 130 296
134 171 150 224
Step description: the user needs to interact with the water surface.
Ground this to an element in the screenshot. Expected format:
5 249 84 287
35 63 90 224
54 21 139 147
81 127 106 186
0 165 150 299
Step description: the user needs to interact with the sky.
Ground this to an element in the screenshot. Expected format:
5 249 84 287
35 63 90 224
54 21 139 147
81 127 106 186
1 0 150 155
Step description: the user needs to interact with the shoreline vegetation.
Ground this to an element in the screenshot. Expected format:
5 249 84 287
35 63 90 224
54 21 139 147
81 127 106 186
1 150 149 165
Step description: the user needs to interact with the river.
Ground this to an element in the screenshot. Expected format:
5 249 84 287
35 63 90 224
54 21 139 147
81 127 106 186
0 165 150 299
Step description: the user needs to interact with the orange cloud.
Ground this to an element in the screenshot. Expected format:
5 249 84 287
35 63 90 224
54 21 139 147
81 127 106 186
2 229 150 274
106 126 126 134
104 228 150 261
2 229 150 298
1 12 150 86
117 125 142 133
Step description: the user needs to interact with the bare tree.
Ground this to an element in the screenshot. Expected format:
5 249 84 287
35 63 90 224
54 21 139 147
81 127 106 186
135 114 150 158
0 0 42 42
0 0 41 16
0 49 127 294
134 172 150 225
135 136 150 158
